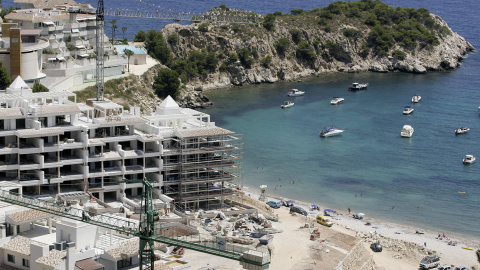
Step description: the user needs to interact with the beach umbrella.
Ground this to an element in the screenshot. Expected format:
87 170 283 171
324 209 334 212
358 213 365 216
260 185 267 189
311 204 318 208
286 200 295 203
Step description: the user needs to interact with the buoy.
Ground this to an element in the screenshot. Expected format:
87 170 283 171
458 192 466 194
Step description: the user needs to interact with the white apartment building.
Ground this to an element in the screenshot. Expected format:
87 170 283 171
4 0 126 90
0 77 242 210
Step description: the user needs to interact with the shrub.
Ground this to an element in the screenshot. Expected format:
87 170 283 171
296 42 316 60
134 30 146 42
313 40 321 52
144 30 172 65
273 11 282 16
167 33 179 44
229 53 239 62
392 50 406 60
290 9 304 15
238 47 254 68
198 23 208 32
289 29 302 44
261 55 272 67
318 18 328 26
67 44 76 51
33 82 49 92
274 38 290 55
325 41 339 51
219 4 229 11
263 13 275 31
153 68 180 99
324 26 332 33
232 24 240 33
343 28 361 39
251 48 259 59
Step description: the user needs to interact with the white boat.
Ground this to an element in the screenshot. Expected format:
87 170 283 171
348 82 368 91
280 101 294 109
287 89 305 96
330 97 344 105
401 125 414 138
412 94 421 103
320 126 344 137
463 155 476 165
403 106 414 115
455 127 469 134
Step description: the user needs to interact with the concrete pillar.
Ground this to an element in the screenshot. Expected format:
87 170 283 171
12 224 17 236
66 242 76 270
48 218 52 234
131 188 137 196
109 229 113 245
0 225 6 238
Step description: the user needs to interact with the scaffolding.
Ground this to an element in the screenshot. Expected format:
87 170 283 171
162 133 243 210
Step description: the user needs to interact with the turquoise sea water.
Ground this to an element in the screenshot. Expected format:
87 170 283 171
3 0 478 237
202 66 480 238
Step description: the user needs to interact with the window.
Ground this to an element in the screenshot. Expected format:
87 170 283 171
7 254 15 263
116 257 132 269
22 259 30 268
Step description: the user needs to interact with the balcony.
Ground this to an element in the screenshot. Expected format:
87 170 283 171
124 165 143 174
60 156 83 165
103 151 121 160
0 144 18 155
57 171 84 182
103 166 123 176
0 160 19 170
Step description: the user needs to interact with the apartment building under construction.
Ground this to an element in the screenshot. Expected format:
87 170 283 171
0 76 242 210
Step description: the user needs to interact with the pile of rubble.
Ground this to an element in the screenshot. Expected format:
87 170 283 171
189 210 282 246
356 231 427 261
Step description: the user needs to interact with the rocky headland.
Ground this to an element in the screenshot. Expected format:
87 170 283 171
81 1 474 111
159 4 474 102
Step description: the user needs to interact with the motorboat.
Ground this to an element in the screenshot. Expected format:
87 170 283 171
348 82 368 91
287 89 305 96
401 125 414 138
320 126 344 137
330 97 344 105
280 101 294 109
455 127 469 134
403 106 414 115
463 155 476 164
412 94 421 103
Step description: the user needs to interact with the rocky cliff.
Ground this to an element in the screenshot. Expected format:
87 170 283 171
159 8 473 99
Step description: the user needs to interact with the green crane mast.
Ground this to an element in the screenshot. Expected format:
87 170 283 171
0 180 270 269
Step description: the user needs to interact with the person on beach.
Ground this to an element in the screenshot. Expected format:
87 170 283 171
348 208 351 214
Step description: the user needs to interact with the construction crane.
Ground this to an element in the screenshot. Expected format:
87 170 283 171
94 0 262 101
95 0 105 101
0 180 270 270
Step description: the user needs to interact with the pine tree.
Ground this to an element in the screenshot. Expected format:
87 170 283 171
0 62 12 90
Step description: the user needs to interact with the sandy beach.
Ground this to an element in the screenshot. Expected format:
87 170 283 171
182 186 480 270
244 186 480 269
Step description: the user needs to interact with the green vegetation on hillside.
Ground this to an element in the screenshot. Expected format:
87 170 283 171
135 0 451 98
